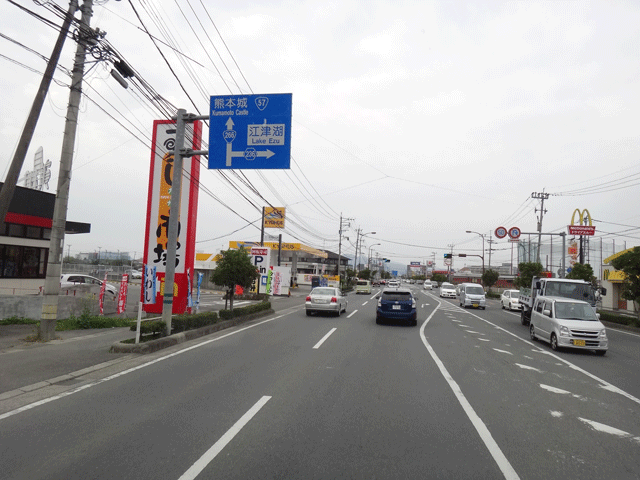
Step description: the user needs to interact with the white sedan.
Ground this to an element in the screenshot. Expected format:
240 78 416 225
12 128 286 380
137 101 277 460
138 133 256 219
60 274 118 296
501 289 521 311
439 282 457 298
305 287 347 316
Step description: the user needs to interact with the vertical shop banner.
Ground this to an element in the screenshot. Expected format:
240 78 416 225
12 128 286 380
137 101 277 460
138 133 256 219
143 265 157 304
142 120 202 313
99 271 108 315
117 274 129 314
266 266 290 295
187 268 193 308
196 272 203 312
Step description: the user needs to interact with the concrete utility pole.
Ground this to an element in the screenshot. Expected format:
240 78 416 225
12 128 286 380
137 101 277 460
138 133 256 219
532 191 549 264
0 0 79 234
40 0 94 341
337 214 351 282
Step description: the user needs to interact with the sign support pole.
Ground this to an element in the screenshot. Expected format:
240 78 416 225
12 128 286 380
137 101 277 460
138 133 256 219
161 109 186 336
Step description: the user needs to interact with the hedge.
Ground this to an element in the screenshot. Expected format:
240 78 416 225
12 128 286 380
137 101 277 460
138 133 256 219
218 300 272 320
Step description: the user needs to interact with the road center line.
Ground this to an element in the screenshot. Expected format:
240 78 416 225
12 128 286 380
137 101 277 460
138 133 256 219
347 310 358 318
178 396 271 480
313 328 337 349
420 301 520 480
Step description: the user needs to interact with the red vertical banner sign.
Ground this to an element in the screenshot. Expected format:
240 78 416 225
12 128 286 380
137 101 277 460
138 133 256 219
142 120 202 313
99 271 108 315
117 274 129 314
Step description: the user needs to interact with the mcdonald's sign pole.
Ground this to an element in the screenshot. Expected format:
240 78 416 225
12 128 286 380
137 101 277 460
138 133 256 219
568 209 595 264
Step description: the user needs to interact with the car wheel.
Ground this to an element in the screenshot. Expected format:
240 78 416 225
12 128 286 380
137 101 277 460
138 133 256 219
306 310 312 316
595 350 607 356
550 333 559 351
376 315 382 325
529 323 537 341
521 310 528 325
502 303 505 309
411 319 418 327
481 306 486 310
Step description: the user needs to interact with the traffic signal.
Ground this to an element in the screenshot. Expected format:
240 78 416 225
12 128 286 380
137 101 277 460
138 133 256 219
444 253 452 259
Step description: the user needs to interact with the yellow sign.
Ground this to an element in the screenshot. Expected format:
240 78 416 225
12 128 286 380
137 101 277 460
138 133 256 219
570 208 593 226
603 269 626 283
603 247 635 265
263 207 285 229
229 241 328 258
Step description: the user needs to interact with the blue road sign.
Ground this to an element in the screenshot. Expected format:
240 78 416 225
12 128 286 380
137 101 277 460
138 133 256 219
208 93 292 169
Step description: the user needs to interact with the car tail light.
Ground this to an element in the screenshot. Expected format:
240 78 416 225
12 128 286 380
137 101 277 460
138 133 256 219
305 296 311 301
331 297 337 303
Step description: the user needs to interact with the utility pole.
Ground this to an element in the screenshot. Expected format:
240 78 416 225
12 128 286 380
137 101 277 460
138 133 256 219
40 0 95 341
0 0 79 234
532 191 549 264
337 214 351 284
487 238 496 270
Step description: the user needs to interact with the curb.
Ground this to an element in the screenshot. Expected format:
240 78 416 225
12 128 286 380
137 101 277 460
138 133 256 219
109 309 276 354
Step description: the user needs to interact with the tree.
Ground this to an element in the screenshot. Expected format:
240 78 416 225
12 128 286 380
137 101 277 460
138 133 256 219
514 262 544 289
566 263 596 285
610 247 640 322
358 269 372 280
210 247 260 311
482 269 500 291
432 273 447 284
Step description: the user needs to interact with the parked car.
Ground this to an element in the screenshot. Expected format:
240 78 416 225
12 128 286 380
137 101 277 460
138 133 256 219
375 288 417 326
126 269 142 279
529 296 607 355
459 283 486 309
305 287 347 316
439 282 457 298
501 289 521 311
60 274 118 296
423 280 432 290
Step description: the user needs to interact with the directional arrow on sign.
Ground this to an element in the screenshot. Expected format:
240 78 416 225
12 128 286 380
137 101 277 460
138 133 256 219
224 117 275 167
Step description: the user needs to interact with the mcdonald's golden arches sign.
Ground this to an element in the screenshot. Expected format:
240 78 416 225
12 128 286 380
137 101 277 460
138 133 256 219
568 209 595 236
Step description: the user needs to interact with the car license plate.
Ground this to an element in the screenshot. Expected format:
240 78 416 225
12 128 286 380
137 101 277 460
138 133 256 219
392 305 401 310
472 303 479 308
573 339 586 346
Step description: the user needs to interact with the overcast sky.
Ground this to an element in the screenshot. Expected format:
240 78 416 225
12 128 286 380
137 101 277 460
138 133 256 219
1 0 639 273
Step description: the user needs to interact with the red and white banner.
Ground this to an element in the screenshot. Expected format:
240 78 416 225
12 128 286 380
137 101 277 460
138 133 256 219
568 225 596 236
142 119 202 313
99 271 108 315
117 274 129 314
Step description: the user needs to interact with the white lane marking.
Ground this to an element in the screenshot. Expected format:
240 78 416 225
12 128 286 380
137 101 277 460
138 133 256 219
420 300 520 480
540 384 571 395
608 328 640 338
347 310 358 318
478 338 491 342
465 330 482 334
578 417 640 443
457 308 640 407
550 411 564 418
493 348 513 355
515 364 544 373
313 328 337 349
362 301 368 306
178 396 271 480
0 310 296 421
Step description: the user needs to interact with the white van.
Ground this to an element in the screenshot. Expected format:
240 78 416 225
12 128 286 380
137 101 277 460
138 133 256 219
355 279 372 294
459 283 486 309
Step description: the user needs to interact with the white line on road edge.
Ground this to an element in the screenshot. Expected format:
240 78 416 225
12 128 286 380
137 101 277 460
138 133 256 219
420 302 520 480
0 311 295 421
347 310 358 318
313 328 337 349
178 396 271 480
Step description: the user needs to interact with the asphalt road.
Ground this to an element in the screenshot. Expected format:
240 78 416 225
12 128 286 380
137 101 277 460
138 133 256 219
1 285 639 479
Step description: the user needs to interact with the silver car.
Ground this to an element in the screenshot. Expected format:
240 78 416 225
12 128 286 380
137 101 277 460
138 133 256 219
529 296 607 355
439 282 457 298
501 289 521 311
60 274 118 296
305 287 347 316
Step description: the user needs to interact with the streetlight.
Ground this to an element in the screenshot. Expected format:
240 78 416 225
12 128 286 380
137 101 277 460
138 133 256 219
368 243 381 270
465 231 485 275
355 230 376 273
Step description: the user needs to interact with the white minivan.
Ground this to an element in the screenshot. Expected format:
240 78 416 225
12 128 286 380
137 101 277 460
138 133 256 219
529 296 607 355
459 283 486 309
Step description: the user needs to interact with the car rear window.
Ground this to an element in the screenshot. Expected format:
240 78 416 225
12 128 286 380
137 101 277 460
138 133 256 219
382 292 412 301
357 281 369 286
312 288 335 296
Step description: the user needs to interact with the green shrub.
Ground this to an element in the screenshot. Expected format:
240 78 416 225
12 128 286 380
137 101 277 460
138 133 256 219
219 300 272 320
129 320 166 336
0 316 38 325
486 291 500 299
598 310 640 328
57 315 133 331
172 311 219 332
